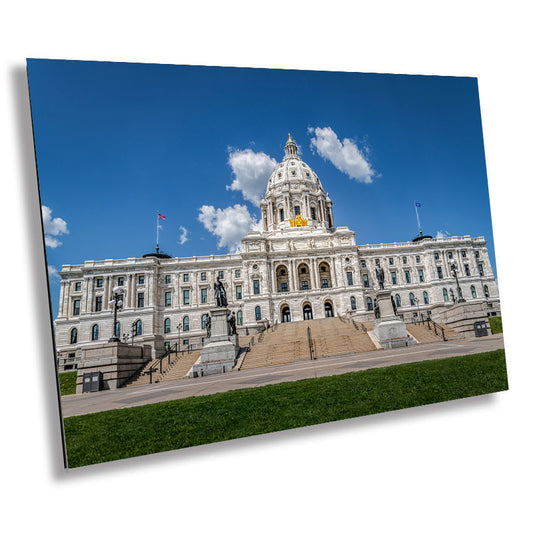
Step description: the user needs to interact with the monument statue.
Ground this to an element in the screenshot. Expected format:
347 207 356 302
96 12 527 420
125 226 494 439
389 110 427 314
228 311 237 335
205 314 211 337
375 266 385 290
214 276 228 307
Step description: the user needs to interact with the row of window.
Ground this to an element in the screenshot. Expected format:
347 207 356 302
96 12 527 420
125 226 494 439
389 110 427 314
69 320 143 344
360 250 482 269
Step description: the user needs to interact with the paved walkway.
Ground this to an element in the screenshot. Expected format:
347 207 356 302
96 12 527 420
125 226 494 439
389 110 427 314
61 334 505 417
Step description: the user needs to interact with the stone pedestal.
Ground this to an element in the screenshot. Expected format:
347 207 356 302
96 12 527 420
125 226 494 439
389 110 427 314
76 342 152 393
372 290 416 349
190 307 239 377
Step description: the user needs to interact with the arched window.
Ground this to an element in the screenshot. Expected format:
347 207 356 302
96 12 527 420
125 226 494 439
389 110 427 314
201 314 208 329
350 296 356 310
324 301 334 318
423 291 429 305
136 320 143 336
164 318 171 334
70 328 78 344
366 297 373 311
255 306 261 321
484 285 490 298
281 305 291 323
443 288 449 302
471 285 477 298
183 316 189 331
409 293 415 306
237 310 243 326
114 321 121 337
91 324 99 341
395 294 401 308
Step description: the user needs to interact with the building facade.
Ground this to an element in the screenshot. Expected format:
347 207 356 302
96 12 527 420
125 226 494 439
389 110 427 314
55 136 500 369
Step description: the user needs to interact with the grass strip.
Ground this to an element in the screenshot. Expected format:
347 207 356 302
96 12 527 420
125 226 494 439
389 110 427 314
64 349 508 468
59 371 77 396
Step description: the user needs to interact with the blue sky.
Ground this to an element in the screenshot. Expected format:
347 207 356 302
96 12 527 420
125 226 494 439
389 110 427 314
27 59 496 319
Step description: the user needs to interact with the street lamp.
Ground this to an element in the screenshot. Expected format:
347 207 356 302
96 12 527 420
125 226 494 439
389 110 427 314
414 296 421 321
108 286 124 342
449 259 465 303
176 323 182 353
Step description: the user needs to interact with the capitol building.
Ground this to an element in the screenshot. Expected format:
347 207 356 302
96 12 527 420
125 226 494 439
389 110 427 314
55 135 500 367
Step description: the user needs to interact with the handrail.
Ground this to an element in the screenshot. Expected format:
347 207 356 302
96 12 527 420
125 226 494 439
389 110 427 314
411 315 447 341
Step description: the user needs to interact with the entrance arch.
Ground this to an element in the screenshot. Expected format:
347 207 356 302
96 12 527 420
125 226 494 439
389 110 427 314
281 304 291 323
303 303 313 321
324 300 334 318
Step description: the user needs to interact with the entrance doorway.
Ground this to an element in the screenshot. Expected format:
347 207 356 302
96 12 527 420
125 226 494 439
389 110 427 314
324 301 334 318
303 304 313 320
281 305 291 323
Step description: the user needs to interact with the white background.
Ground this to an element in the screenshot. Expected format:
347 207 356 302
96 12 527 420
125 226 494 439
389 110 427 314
1 2 531 531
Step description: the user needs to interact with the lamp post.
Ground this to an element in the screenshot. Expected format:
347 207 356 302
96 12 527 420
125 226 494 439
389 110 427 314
449 260 465 303
108 286 124 342
176 323 182 353
414 296 421 321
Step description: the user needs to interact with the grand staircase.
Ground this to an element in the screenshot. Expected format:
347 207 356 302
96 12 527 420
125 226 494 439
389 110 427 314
239 317 378 370
406 321 461 343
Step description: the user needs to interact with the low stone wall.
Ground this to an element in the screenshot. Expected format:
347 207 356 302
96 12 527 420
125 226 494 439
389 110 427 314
76 342 152 393
431 301 491 338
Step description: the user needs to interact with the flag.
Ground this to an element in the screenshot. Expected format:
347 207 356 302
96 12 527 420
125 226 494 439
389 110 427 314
415 202 421 207
158 214 166 220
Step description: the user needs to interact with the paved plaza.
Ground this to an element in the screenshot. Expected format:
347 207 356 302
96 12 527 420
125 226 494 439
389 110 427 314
61 334 504 417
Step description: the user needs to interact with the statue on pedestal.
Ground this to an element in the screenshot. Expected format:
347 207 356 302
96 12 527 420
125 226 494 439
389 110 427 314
375 266 385 290
214 276 227 307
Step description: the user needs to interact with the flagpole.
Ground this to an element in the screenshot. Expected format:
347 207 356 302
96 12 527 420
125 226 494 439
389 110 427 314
414 202 422 236
156 211 160 254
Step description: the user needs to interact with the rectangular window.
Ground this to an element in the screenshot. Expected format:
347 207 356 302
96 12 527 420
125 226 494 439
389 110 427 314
403 257 407 264
183 273 189 283
235 270 241 278
95 295 103 311
183 290 190 305
311 207 316 220
165 291 171 307
138 275 144 284
253 280 260 295
475 251 480 259
165 275 171 284
362 273 369 287
281 282 288 292
280 209 284 222
96 278 103 288
218 271 224 280
74 282 81 291
462 250 467 258
434 252 439 260
236 285 242 300
201 272 206 281
137 293 144 308
418 269 424 282
437 266 443 279
117 277 124 286
201 288 208 303
389 258 394 266
375 258 380 266
478 264 484 276
301 281 309 290
347 272 354 286
183 339 189 346
294 206 301 216
415 256 420 263
391 272 397 285
360 260 366 268
464 264 471 276
73 299 80 315
448 251 453 259
405 271 411 284
321 279 328 288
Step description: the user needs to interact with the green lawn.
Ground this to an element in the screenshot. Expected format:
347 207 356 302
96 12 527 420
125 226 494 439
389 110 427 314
64 349 508 468
489 316 503 334
59 371 77 396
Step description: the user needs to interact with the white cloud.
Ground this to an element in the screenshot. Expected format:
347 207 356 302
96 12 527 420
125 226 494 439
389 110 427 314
198 204 261 253
178 226 189 245
308 126 375 183
435 230 451 239
42 205 68 248
226 148 277 207
48 265 60 281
